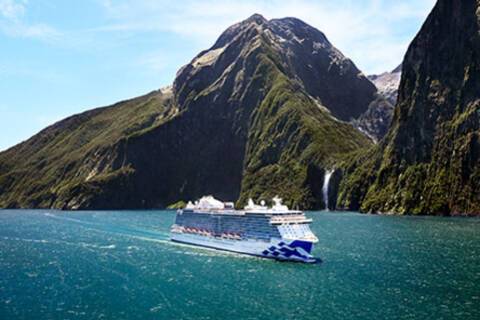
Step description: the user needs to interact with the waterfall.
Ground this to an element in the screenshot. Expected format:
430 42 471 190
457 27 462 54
322 170 334 210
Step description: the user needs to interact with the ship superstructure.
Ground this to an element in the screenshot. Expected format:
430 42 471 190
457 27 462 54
170 196 319 263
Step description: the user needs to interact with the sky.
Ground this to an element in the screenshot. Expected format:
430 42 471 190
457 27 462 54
0 0 436 151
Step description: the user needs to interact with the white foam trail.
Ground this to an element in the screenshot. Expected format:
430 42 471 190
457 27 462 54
99 244 116 249
124 235 170 244
43 212 103 227
41 211 261 261
2 236 49 243
167 241 261 260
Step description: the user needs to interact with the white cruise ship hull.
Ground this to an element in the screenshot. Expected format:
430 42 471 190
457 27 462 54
170 232 318 263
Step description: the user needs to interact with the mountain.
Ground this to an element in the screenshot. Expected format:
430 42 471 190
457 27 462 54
368 64 402 106
337 0 480 215
0 14 374 210
353 96 394 142
353 65 401 141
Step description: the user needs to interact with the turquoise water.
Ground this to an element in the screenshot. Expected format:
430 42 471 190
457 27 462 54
0 210 479 320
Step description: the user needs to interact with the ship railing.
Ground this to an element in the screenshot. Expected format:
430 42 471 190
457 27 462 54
269 216 312 224
171 225 215 237
219 232 242 240
171 225 244 240
282 234 319 243
188 209 245 215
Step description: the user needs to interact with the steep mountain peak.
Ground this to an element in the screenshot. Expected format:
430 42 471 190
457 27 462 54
175 14 376 121
368 64 401 106
0 13 375 210
210 13 268 50
269 16 329 43
353 63 402 142
244 13 268 24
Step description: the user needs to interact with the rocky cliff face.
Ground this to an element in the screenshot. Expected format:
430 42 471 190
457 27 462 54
353 96 394 142
353 65 401 141
368 64 402 106
0 14 374 210
337 0 480 215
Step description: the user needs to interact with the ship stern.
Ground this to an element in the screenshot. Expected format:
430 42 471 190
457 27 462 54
261 239 319 263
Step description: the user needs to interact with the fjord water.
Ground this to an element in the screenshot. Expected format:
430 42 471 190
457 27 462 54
0 210 479 320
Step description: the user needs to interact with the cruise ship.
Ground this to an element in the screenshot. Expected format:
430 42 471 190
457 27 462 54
170 196 319 263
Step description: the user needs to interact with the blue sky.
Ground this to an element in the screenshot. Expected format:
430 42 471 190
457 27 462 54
0 0 435 151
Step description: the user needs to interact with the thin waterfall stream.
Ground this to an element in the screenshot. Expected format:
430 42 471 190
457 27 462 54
322 170 334 210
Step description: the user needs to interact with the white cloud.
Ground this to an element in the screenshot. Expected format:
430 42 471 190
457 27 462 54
1 21 60 39
0 0 61 41
0 0 25 20
96 0 436 74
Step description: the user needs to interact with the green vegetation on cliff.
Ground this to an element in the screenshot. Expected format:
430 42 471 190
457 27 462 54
0 90 175 209
337 0 480 215
239 66 370 209
0 14 373 210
